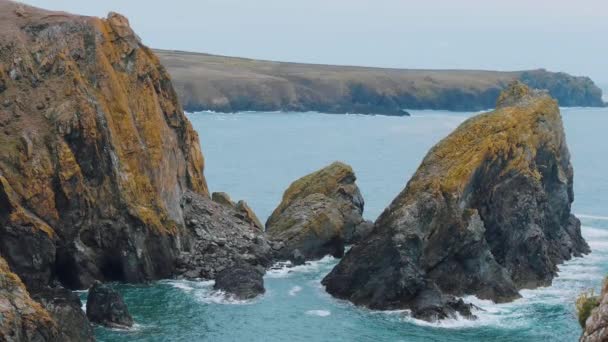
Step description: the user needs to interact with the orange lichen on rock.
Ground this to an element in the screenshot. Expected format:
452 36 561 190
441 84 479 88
0 1 208 288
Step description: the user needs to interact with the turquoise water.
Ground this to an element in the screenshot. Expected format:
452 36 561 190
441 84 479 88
94 108 608 341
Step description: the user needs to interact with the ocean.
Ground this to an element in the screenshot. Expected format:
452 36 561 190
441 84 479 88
93 107 608 341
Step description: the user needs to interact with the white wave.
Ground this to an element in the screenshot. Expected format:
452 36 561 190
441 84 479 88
582 226 608 239
577 214 608 221
306 310 331 317
164 279 257 305
289 285 303 296
265 255 337 279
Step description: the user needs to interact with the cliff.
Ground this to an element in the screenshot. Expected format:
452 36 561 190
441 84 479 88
321 82 589 321
0 1 209 292
155 49 605 115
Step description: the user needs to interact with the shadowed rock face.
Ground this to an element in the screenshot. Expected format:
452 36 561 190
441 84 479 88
213 264 265 300
266 162 372 261
322 82 589 321
0 1 207 291
86 283 133 329
155 50 605 114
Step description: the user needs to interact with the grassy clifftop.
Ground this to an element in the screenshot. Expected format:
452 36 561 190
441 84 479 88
156 49 604 115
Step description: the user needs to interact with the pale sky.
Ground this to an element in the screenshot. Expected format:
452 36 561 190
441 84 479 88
19 0 608 84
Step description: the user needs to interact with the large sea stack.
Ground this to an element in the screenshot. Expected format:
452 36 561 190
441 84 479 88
322 82 589 321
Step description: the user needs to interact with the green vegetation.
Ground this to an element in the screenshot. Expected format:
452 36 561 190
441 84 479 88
577 289 600 328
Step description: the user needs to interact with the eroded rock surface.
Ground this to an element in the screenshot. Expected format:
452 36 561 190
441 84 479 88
86 283 133 328
322 82 589 321
580 281 608 342
266 162 371 262
0 1 208 292
213 264 265 300
176 192 272 279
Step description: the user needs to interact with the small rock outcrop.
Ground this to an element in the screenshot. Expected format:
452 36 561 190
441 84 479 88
213 264 265 300
266 162 371 262
322 82 589 321
86 283 133 328
212 192 264 230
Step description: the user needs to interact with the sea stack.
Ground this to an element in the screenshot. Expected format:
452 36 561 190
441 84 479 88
266 162 372 262
322 82 589 321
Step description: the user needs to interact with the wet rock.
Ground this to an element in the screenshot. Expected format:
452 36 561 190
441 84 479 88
322 82 589 321
214 264 265 300
86 283 133 328
266 162 368 261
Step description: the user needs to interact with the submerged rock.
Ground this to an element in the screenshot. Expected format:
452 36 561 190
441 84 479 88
322 82 589 321
266 162 371 261
86 283 133 328
213 264 265 300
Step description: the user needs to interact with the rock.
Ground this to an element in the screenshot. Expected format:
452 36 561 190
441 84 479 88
33 287 95 342
290 249 306 266
0 1 208 291
213 264 265 300
212 192 264 230
86 283 133 328
235 200 264 230
212 192 235 207
266 162 368 261
322 82 589 321
0 256 59 341
579 280 608 342
267 193 346 260
177 192 273 280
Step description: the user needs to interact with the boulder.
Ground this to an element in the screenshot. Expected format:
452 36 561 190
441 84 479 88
86 283 133 328
213 264 265 300
266 162 370 261
322 82 589 321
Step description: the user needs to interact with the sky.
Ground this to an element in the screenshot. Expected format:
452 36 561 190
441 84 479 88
20 0 608 84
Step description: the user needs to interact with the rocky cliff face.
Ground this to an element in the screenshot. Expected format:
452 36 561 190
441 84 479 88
0 256 58 341
580 281 608 342
0 1 208 292
266 162 372 261
156 50 605 115
322 82 589 321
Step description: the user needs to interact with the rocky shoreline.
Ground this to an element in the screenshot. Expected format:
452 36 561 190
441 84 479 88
156 49 605 115
0 1 593 340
